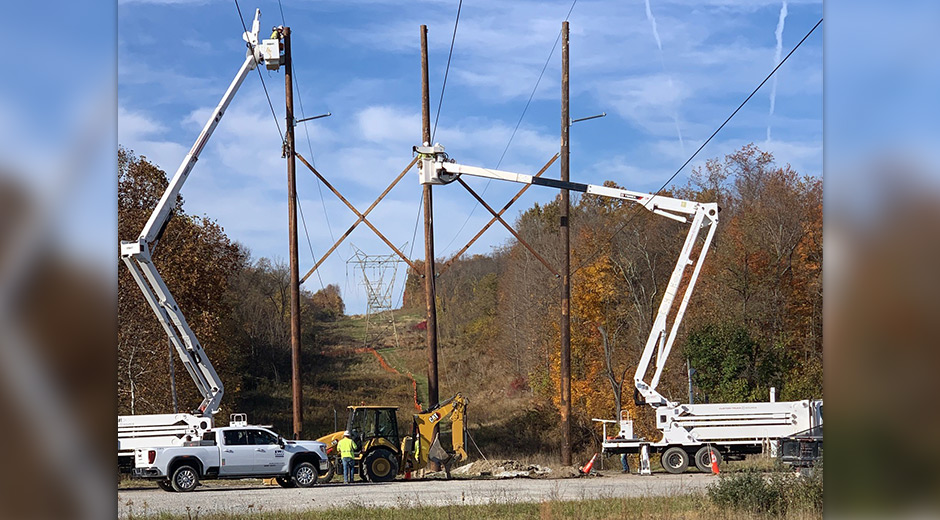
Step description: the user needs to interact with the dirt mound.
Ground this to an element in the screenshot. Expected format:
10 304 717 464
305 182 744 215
449 459 580 479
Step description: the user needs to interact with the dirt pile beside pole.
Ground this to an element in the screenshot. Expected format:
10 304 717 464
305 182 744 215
446 459 581 479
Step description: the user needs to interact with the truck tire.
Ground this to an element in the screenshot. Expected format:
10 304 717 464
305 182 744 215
661 447 689 474
275 476 296 488
694 446 722 473
292 461 318 488
157 480 174 492
170 464 199 492
363 449 398 482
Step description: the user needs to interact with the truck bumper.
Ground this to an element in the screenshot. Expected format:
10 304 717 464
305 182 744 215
132 467 164 479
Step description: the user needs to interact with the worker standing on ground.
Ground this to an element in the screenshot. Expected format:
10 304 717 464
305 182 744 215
621 453 630 473
338 431 358 484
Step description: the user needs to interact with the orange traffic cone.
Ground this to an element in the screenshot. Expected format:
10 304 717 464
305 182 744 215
709 447 720 475
579 453 598 475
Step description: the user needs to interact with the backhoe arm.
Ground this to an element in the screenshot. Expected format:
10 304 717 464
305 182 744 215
412 394 468 468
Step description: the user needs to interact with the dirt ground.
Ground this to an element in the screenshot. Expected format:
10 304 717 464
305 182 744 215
118 470 717 518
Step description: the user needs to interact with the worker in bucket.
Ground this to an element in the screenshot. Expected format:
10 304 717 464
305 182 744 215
337 431 358 484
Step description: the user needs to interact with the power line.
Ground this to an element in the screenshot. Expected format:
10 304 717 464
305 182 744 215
442 0 578 253
297 197 326 289
431 0 463 144
233 0 283 142
398 195 424 308
652 17 823 198
572 17 823 276
272 0 337 267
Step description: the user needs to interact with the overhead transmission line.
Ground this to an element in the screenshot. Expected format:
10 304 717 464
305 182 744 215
431 0 463 144
572 17 824 276
233 0 283 142
442 0 579 253
249 0 335 289
274 0 338 250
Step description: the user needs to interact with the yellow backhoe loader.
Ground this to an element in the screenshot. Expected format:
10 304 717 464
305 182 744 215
317 394 468 482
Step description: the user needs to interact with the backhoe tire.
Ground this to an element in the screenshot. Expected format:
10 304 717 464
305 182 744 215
292 461 318 488
661 447 689 474
157 480 174 492
363 449 398 482
694 446 722 473
318 458 336 484
275 476 296 488
170 464 199 492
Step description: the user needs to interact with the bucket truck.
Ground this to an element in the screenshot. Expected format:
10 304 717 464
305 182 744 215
414 144 822 474
118 9 286 471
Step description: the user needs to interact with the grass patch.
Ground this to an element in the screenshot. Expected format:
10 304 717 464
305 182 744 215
123 493 821 520
708 459 823 517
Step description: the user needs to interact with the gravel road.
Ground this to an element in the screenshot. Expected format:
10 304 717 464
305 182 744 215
118 472 716 517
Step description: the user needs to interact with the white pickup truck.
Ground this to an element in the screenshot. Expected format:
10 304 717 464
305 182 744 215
133 421 329 492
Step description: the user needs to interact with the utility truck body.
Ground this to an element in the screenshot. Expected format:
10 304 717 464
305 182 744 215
598 399 823 473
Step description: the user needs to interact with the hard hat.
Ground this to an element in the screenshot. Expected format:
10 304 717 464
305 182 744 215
343 431 352 437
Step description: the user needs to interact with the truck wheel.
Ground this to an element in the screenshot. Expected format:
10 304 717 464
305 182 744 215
363 449 398 482
157 480 174 492
694 446 722 473
275 476 296 488
661 447 689 474
170 464 199 492
292 461 318 488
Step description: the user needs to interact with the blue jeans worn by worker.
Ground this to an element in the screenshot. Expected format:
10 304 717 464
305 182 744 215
342 457 355 483
621 453 630 473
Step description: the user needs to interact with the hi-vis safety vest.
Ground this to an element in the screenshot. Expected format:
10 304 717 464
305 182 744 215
337 437 357 458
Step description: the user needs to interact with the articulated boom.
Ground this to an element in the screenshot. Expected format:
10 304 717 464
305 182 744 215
415 144 718 408
120 9 283 419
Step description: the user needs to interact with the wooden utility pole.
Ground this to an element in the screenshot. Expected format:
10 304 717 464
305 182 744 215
284 26 303 440
420 24 441 473
420 25 440 411
559 20 572 467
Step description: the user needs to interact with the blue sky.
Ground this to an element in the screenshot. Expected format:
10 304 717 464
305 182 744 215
118 0 823 314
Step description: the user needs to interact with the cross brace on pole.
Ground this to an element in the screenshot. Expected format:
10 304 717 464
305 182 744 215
438 153 560 276
456 177 559 277
296 153 420 283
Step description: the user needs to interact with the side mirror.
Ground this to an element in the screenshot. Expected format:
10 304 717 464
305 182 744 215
278 436 286 448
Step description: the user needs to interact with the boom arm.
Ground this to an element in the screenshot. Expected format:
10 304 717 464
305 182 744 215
413 393 468 467
416 144 718 409
120 10 282 416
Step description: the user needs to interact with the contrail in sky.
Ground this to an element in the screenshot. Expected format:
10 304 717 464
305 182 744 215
643 0 684 153
768 0 788 143
644 0 663 51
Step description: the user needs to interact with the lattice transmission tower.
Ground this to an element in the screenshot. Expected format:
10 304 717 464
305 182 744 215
347 243 407 348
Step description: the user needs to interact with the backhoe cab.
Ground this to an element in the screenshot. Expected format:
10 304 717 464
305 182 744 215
317 394 468 482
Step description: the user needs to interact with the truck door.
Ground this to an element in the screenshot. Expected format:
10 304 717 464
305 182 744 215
249 429 287 473
220 429 255 475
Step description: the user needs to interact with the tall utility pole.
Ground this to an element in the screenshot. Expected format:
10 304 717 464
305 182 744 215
420 25 440 410
284 26 303 440
559 20 572 467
